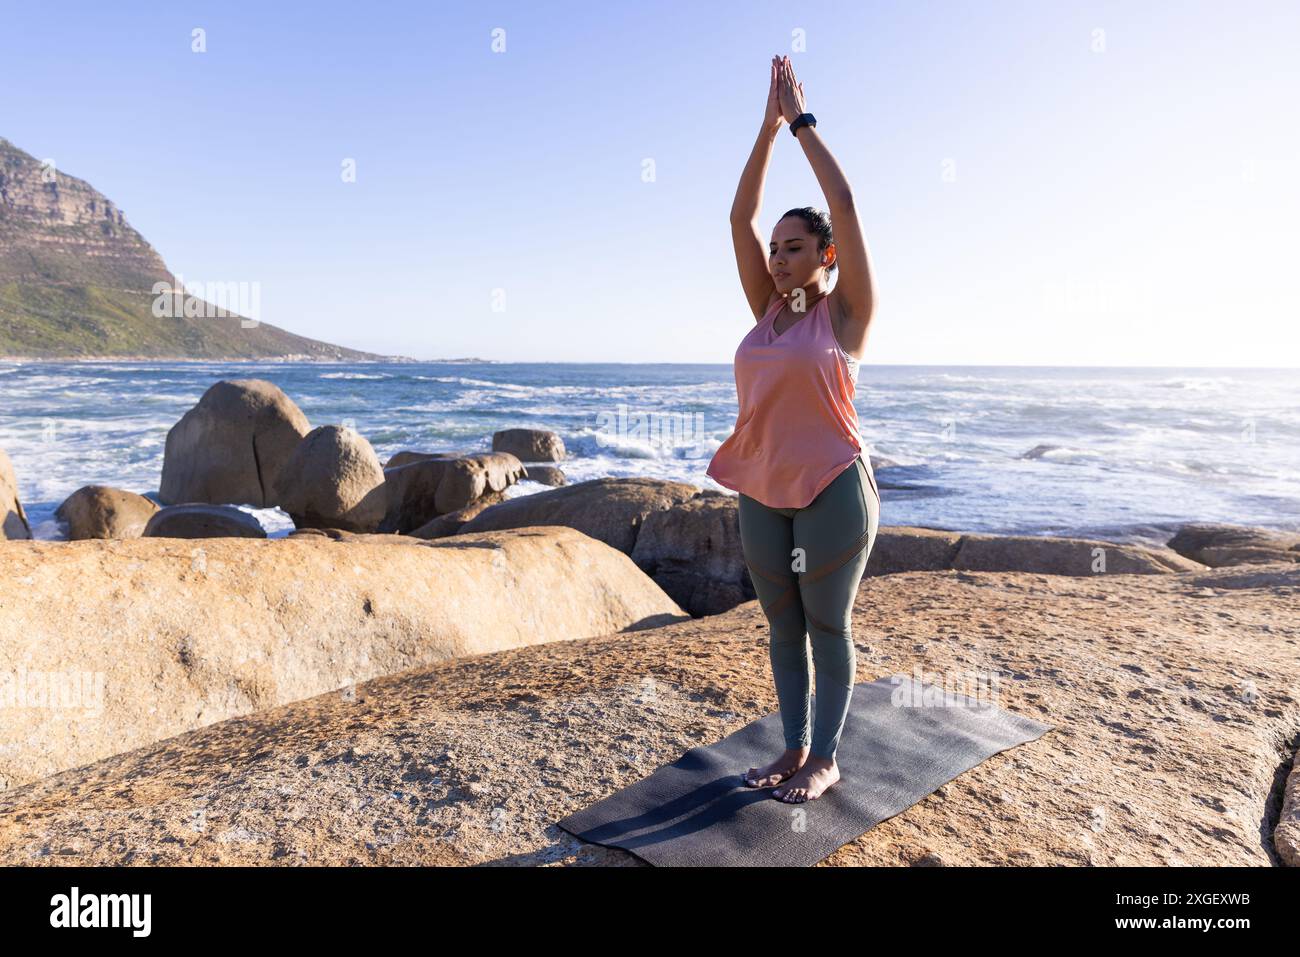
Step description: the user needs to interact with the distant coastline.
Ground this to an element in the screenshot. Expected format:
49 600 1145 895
0 354 496 363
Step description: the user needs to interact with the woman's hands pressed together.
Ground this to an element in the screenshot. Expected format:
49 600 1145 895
763 56 785 133
776 55 808 125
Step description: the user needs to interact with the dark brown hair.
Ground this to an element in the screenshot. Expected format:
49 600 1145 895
778 207 836 277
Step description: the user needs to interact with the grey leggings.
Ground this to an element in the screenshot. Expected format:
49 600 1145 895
738 454 880 760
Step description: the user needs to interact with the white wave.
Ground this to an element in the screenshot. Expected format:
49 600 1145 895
421 375 515 389
28 515 67 540
1026 446 1103 464
927 373 1008 384
235 505 297 537
571 433 662 460
415 375 732 404
568 421 719 460
864 449 923 468
1156 376 1233 391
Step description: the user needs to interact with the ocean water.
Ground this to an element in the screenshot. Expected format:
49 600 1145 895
1 360 1298 548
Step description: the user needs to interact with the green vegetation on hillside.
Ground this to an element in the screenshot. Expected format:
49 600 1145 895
0 136 386 360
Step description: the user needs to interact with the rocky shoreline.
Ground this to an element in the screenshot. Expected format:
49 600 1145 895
1 376 1298 866
0 354 415 363
0 354 493 363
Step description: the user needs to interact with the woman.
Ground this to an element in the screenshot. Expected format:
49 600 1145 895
706 55 880 804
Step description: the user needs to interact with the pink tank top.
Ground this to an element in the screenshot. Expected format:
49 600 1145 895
707 294 865 508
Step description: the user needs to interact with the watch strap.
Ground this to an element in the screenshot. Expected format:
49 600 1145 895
790 112 817 136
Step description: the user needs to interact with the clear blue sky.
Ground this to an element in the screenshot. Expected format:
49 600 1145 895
3 0 1296 365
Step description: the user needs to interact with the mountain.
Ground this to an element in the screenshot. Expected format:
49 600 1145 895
0 137 390 360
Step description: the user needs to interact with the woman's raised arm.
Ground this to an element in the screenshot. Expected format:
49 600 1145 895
730 58 785 322
777 56 878 352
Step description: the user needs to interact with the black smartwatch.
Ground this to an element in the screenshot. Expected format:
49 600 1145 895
790 112 817 136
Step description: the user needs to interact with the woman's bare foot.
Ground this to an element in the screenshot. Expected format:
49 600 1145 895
743 746 809 788
773 754 840 802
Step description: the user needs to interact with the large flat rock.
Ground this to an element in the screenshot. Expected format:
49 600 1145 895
1 561 1295 866
1167 522 1300 567
0 528 686 788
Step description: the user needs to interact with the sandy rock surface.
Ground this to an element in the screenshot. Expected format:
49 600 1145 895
0 446 31 540
0 528 686 788
1 560 1294 866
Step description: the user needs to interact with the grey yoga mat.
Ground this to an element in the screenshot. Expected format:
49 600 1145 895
557 673 1054 867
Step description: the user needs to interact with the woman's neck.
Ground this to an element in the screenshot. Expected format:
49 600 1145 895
785 285 829 309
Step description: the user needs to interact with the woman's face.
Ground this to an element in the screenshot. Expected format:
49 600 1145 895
769 217 831 293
